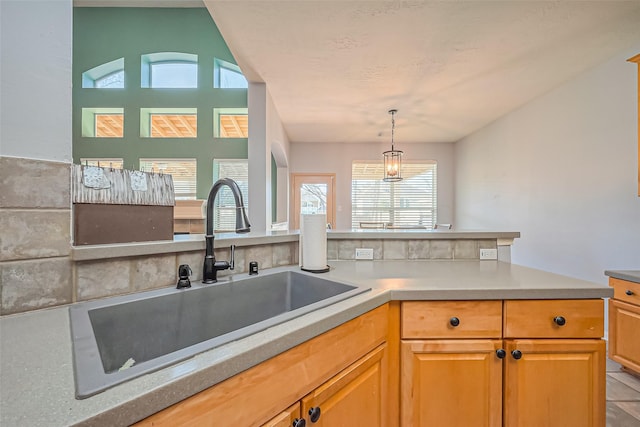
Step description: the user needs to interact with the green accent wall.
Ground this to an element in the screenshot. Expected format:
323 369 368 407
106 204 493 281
72 8 248 200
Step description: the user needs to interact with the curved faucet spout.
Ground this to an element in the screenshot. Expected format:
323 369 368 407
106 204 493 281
205 178 250 236
203 178 251 284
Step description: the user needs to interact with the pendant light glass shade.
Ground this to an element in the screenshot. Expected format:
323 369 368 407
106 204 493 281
383 109 403 182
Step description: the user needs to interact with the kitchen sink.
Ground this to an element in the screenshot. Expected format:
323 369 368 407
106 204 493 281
69 269 368 398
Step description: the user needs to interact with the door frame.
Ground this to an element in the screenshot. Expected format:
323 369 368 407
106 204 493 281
290 173 336 230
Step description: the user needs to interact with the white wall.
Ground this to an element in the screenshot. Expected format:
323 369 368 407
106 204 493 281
291 141 454 230
248 83 291 230
455 46 640 284
247 82 270 231
0 0 72 162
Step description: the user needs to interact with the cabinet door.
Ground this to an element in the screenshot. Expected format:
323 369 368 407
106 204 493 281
300 344 387 427
504 339 605 427
400 339 503 427
608 299 640 373
261 403 302 427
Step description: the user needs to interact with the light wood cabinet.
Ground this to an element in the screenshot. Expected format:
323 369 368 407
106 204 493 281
136 297 605 427
401 299 605 427
134 305 389 426
401 339 503 426
503 339 605 427
300 344 387 426
261 403 302 427
608 277 640 374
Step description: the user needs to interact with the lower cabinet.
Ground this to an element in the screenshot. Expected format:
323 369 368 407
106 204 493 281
401 339 503 426
608 277 640 373
301 344 387 426
261 403 303 427
136 298 606 427
503 339 605 427
134 305 389 427
400 299 605 427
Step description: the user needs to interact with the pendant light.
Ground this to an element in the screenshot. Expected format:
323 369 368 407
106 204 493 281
383 109 403 182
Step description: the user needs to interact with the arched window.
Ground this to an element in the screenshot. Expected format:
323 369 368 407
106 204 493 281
214 58 248 88
141 52 198 88
82 58 124 88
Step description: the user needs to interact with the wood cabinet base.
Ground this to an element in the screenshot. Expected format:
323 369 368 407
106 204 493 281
134 305 388 426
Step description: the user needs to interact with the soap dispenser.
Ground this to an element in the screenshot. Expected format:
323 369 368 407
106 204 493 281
176 264 192 289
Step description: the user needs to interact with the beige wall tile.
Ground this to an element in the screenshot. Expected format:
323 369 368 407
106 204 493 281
131 254 176 292
454 240 478 259
337 240 360 260
327 240 338 260
478 240 498 250
408 240 431 259
383 240 407 260
272 242 296 267
0 210 71 261
245 245 273 270
0 157 70 209
369 240 384 260
429 240 454 259
76 259 131 301
1 258 72 315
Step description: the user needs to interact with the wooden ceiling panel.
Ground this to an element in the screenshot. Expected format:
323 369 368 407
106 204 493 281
220 114 248 138
151 114 197 137
95 114 124 137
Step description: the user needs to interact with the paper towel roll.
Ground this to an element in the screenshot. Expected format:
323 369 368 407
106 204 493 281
299 213 328 272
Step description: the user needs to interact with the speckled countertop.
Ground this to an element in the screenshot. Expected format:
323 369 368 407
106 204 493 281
0 260 611 427
605 270 640 283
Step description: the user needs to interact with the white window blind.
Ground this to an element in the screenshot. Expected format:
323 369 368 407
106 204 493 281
351 161 437 229
212 159 249 231
139 158 197 200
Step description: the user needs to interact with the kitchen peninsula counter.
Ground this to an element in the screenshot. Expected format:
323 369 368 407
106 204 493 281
605 270 640 283
0 259 610 426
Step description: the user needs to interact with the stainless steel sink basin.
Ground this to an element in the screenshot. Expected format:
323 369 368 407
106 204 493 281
69 269 368 398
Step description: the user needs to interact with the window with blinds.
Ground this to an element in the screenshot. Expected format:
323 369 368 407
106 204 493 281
351 161 437 229
139 158 197 200
212 159 249 231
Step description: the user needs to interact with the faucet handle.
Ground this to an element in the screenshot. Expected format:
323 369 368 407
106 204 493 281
229 244 236 270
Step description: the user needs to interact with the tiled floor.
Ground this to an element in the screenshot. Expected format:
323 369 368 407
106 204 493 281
606 358 640 426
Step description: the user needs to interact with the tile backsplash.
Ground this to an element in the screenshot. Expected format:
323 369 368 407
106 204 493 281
0 156 502 316
1 157 73 315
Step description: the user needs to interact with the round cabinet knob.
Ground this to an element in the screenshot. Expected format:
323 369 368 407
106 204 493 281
449 317 460 327
308 407 321 423
511 349 523 360
293 418 306 427
626 290 634 296
496 349 507 359
553 316 566 326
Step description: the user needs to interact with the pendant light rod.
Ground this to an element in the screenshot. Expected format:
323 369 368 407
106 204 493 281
389 109 397 151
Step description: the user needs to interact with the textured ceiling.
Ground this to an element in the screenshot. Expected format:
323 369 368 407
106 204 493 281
204 1 640 144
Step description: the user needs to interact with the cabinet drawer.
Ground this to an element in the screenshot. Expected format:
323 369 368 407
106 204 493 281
402 301 502 339
610 278 640 306
504 299 603 338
